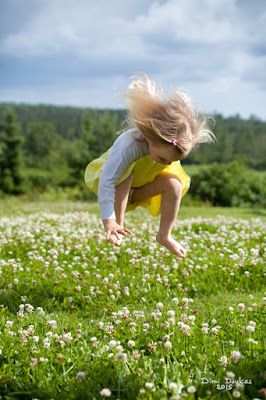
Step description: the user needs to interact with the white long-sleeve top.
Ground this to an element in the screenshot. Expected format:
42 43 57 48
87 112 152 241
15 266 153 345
98 128 150 220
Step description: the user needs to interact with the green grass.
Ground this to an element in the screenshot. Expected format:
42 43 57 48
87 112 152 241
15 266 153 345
0 197 265 220
0 199 265 399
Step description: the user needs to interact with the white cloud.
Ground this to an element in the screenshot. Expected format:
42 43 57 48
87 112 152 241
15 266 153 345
0 0 265 119
0 0 247 55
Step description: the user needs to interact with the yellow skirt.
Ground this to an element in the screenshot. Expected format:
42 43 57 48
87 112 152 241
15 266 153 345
84 147 190 217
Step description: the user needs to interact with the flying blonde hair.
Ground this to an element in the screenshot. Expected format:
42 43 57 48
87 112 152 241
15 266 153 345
119 73 215 159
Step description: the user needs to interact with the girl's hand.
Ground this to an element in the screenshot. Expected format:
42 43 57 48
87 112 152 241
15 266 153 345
103 219 133 246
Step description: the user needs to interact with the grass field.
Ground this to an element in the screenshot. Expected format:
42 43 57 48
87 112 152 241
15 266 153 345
0 197 265 220
0 199 265 399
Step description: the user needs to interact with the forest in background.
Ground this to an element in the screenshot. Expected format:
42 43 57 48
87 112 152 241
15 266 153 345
0 103 265 207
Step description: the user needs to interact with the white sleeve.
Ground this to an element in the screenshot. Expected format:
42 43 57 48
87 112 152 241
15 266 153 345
98 132 147 220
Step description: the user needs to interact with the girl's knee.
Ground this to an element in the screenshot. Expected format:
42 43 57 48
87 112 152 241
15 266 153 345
162 174 182 195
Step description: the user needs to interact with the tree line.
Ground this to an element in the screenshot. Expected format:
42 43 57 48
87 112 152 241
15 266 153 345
0 103 265 205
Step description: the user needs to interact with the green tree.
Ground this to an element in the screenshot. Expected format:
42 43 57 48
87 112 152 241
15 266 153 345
23 121 63 169
67 111 120 182
0 108 25 194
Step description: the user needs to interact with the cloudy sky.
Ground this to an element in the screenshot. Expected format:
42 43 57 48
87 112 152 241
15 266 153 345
1 0 266 120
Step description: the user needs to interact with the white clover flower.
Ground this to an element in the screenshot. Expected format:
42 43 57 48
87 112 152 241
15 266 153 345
232 390 241 398
229 340 235 346
219 355 228 367
127 340 135 347
90 337 97 342
25 304 34 313
167 310 175 317
108 340 117 348
172 298 179 305
76 371 85 382
30 358 38 366
202 327 209 334
145 382 153 389
180 324 190 336
231 350 242 363
188 315 196 323
156 302 164 310
164 341 172 350
63 332 73 342
115 352 127 361
36 307 45 316
100 388 112 397
187 386 196 393
226 371 235 380
236 382 245 392
17 310 24 318
5 321 13 329
43 338 50 348
48 320 57 330
237 303 245 311
246 325 255 333
169 382 178 392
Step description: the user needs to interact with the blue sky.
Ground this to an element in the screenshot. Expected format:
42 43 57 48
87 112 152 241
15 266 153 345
1 0 266 120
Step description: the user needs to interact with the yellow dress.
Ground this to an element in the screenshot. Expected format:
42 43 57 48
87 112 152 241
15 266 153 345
84 146 190 217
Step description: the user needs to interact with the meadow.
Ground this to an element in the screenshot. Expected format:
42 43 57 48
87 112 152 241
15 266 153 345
0 199 265 400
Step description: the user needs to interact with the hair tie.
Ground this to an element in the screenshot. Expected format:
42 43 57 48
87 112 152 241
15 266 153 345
172 139 179 147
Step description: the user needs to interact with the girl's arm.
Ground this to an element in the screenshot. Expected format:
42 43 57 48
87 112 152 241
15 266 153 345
98 130 148 240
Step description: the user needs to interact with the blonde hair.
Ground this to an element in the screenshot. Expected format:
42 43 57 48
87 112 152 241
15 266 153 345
119 73 215 159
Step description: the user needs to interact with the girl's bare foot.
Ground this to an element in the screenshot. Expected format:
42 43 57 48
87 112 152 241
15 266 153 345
156 232 187 257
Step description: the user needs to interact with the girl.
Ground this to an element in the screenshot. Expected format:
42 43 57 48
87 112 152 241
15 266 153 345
85 73 214 258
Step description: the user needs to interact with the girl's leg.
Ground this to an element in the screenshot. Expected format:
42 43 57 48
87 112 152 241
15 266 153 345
131 172 186 257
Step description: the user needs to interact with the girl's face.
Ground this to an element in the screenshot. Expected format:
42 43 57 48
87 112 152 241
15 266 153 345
147 142 179 165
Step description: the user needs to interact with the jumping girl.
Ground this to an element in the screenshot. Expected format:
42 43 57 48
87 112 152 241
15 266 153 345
85 73 214 258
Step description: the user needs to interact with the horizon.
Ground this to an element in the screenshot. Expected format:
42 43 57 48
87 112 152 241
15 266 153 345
0 101 265 122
